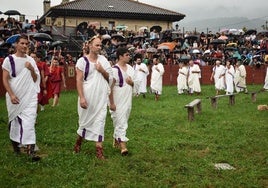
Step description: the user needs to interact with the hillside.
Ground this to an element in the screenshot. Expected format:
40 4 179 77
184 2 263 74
178 17 267 33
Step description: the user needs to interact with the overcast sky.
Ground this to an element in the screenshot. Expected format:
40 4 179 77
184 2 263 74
1 0 267 23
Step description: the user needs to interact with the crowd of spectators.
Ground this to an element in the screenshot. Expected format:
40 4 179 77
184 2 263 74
1 16 268 68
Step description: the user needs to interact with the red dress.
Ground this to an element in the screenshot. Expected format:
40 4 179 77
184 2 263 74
48 65 64 98
37 61 49 105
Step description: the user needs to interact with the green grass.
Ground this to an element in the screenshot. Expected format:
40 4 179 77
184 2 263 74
0 85 267 187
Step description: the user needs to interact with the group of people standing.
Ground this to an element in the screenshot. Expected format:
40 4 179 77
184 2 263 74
210 59 248 95
2 33 166 161
176 58 249 96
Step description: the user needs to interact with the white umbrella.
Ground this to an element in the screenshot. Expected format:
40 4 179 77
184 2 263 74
139 26 148 31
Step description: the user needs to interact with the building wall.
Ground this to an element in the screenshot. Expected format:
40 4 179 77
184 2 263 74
46 16 172 34
0 64 266 98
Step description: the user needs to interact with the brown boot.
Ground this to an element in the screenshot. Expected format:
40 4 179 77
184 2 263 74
113 139 120 149
11 140 20 154
73 135 83 153
96 146 105 160
27 144 41 162
120 142 128 156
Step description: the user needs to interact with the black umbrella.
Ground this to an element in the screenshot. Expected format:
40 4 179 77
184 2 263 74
111 34 125 42
184 35 198 41
51 40 64 47
150 25 162 32
210 39 226 45
33 33 53 41
244 29 257 35
4 10 21 16
0 11 2 14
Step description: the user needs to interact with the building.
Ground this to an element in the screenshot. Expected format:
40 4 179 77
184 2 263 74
39 0 185 37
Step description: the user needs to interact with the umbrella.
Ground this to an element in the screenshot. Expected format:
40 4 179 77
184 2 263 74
226 42 238 47
184 35 198 41
33 33 53 41
111 34 125 42
244 29 257 35
139 26 148 31
210 39 226 45
146 47 157 53
115 25 128 31
4 10 21 16
102 34 111 40
157 42 176 51
51 40 64 47
0 11 2 14
189 48 201 54
218 35 228 40
134 49 146 54
150 25 162 32
6 34 21 44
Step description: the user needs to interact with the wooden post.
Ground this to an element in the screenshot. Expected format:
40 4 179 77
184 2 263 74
251 92 257 102
196 102 202 114
211 97 217 108
187 107 194 121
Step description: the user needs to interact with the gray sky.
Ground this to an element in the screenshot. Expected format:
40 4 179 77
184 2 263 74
1 0 267 22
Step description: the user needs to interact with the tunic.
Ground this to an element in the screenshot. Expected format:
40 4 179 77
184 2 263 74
110 64 137 142
2 54 40 144
150 63 165 95
177 66 188 94
76 55 113 142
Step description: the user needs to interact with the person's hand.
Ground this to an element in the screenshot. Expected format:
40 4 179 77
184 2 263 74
109 103 116 111
95 61 104 73
79 97 88 109
10 94 20 104
25 61 34 71
126 76 133 86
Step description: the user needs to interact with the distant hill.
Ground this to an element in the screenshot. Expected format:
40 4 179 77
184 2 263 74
177 17 267 33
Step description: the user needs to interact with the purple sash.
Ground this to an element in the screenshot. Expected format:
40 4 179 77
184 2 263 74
113 65 123 87
8 55 16 77
83 56 90 81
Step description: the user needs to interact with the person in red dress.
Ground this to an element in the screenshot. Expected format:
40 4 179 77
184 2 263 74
48 56 66 107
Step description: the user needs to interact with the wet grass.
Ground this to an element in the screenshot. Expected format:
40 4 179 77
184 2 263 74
0 85 267 187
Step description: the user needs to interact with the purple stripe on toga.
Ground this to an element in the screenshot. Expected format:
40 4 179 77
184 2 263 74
98 135 103 142
8 55 16 77
17 116 23 144
83 57 90 81
82 128 86 138
113 65 123 87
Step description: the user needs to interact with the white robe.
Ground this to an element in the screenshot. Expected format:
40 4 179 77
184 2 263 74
133 63 149 94
177 66 188 94
263 67 268 90
2 55 40 144
237 64 247 89
76 55 113 142
150 63 164 95
213 65 226 90
110 64 137 142
225 65 235 94
188 64 201 93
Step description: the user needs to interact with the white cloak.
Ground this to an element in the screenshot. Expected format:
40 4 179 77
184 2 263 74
177 66 188 94
110 64 137 142
2 55 40 144
150 63 165 95
76 55 113 142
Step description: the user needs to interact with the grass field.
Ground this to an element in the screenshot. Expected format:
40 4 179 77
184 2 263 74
0 85 267 187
